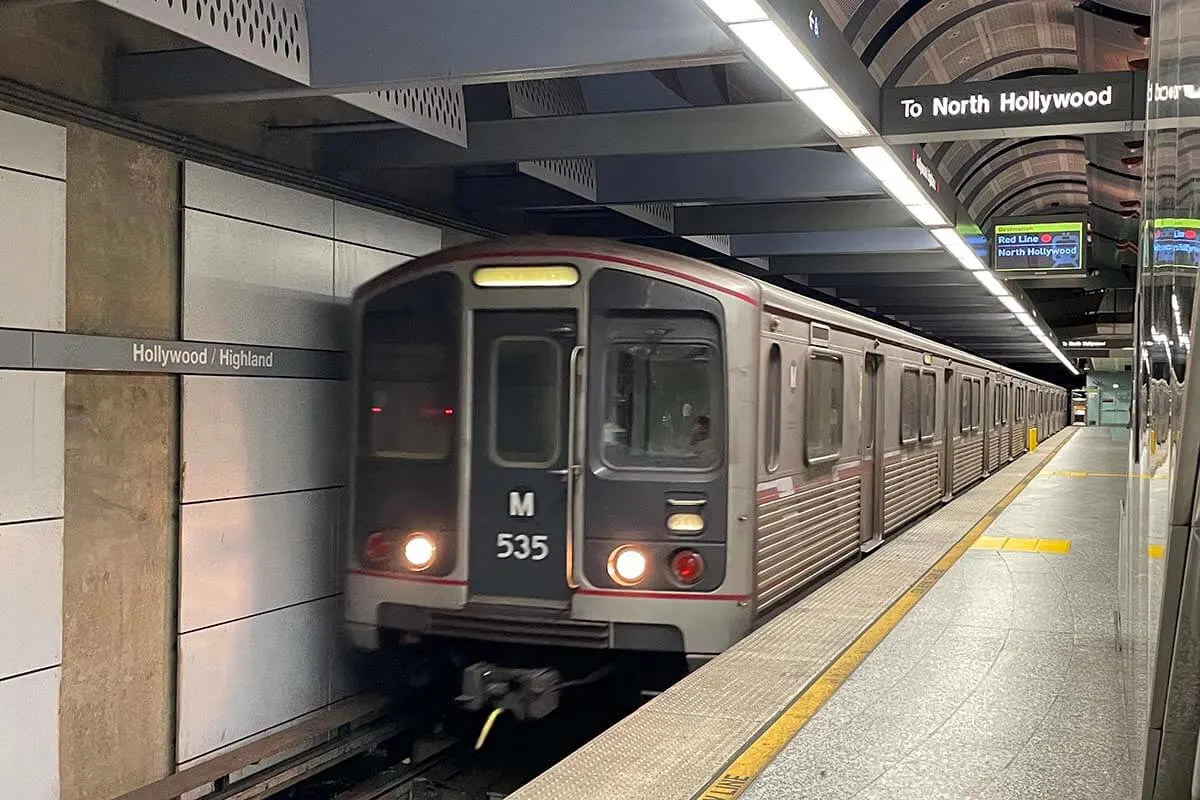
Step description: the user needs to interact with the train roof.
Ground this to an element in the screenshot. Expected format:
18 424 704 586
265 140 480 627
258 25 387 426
356 234 1065 391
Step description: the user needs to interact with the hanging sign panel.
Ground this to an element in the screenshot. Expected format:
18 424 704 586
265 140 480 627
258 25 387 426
991 219 1086 274
881 72 1142 141
1151 218 1200 268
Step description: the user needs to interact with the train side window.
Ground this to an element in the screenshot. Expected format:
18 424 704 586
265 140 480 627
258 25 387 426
900 367 919 445
805 351 843 463
919 370 936 441
766 343 782 472
971 379 981 430
491 337 561 466
959 379 970 432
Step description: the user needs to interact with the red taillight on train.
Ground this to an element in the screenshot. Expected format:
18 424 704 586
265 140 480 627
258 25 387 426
364 532 393 565
670 549 705 585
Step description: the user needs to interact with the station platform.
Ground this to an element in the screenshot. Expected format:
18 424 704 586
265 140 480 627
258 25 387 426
508 425 1130 800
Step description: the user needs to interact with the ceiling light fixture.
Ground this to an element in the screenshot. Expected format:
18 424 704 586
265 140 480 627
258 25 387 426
729 20 826 91
795 88 870 137
698 0 769 22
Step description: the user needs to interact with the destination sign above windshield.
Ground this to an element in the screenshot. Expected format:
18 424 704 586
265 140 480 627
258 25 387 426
881 72 1142 141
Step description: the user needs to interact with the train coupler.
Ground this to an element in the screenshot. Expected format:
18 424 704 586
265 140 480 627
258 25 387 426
456 662 562 722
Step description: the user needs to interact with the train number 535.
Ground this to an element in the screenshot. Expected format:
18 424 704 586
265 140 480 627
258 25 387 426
496 533 549 561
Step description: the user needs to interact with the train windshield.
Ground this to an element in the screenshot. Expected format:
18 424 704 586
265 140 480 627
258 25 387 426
602 340 721 469
360 272 460 461
366 340 456 459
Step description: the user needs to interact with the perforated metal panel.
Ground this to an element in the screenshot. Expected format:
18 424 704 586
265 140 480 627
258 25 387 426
339 86 467 146
98 0 309 83
508 79 597 201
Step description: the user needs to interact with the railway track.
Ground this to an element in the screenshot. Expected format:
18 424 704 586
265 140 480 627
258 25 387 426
112 663 640 800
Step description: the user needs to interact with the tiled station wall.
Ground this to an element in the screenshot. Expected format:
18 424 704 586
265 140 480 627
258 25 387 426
0 109 65 800
175 164 442 766
0 106 448 794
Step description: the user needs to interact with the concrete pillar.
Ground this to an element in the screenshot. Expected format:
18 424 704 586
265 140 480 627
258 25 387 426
59 125 178 800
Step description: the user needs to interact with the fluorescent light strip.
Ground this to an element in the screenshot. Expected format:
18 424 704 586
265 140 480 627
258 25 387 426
851 146 908 184
730 21 826 91
795 88 869 137
973 269 1009 298
881 176 927 206
905 202 948 227
999 295 1024 314
699 0 768 22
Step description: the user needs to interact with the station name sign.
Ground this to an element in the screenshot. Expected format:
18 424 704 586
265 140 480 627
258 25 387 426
881 72 1141 139
131 342 275 371
0 329 347 380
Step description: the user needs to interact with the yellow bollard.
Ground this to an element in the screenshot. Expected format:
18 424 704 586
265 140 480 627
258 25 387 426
1027 427 1038 452
1149 429 1158 455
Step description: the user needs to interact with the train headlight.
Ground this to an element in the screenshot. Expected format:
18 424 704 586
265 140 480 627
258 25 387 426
608 545 648 586
402 532 437 571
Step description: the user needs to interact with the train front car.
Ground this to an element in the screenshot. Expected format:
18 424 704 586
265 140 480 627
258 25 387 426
343 237 760 720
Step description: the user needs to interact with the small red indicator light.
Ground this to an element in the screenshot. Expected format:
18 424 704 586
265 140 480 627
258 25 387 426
370 406 383 414
1187 230 1196 240
670 549 705 585
1040 234 1052 243
443 407 455 416
364 532 392 564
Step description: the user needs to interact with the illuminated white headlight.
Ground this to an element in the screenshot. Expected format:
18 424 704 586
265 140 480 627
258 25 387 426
608 545 648 586
402 532 436 571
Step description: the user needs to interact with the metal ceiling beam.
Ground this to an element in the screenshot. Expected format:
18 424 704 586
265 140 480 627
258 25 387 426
116 0 742 102
811 271 980 288
455 174 597 211
834 286 989 303
593 149 878 204
320 102 833 170
771 252 958 273
731 229 938 257
675 199 913 235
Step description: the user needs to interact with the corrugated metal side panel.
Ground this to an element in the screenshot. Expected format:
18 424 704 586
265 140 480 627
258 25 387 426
755 475 861 612
882 450 941 533
953 436 985 491
1012 425 1028 455
988 432 1001 471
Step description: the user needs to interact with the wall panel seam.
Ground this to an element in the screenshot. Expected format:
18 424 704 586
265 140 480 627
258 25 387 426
184 207 437 258
0 515 65 528
0 163 64 184
0 662 61 683
178 592 344 636
180 485 346 507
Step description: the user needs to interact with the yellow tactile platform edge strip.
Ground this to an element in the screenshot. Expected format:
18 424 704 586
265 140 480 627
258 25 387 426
969 536 1072 554
693 429 1078 800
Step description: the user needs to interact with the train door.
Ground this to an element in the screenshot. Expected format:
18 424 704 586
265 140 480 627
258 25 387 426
468 310 578 606
860 352 885 551
942 367 954 499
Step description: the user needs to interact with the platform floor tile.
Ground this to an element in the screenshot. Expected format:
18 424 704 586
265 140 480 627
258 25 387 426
742 426 1130 800
506 428 1077 800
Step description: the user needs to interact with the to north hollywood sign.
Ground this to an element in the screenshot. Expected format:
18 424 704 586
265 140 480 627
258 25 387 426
897 85 1115 120
882 71 1142 140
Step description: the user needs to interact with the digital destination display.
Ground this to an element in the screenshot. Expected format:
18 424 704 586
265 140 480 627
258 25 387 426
991 220 1085 273
1152 218 1200 268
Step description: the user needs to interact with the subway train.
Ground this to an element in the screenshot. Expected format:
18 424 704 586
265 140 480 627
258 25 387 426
343 235 1068 715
